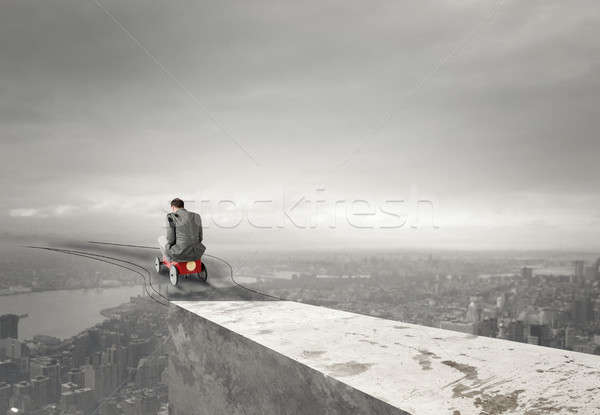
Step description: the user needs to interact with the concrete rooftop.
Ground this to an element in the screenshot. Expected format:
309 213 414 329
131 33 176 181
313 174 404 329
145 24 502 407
173 300 600 415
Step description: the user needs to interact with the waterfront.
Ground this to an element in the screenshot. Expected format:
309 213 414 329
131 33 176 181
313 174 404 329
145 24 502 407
0 286 143 340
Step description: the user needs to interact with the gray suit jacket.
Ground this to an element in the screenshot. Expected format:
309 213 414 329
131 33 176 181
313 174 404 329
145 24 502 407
165 208 206 261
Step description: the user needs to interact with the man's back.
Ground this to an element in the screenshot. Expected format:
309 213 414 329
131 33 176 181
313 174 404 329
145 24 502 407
165 208 205 261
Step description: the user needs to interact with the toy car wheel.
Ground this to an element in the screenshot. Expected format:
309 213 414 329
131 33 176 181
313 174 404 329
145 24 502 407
154 256 162 273
169 265 179 286
199 265 208 282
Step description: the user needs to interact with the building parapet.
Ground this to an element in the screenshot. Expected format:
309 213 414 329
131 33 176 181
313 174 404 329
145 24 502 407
168 301 600 415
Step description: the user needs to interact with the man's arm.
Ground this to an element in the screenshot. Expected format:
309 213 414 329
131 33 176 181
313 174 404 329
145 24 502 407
166 214 176 247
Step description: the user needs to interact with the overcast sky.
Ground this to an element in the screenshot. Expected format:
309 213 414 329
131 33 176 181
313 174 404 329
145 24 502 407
1 0 599 250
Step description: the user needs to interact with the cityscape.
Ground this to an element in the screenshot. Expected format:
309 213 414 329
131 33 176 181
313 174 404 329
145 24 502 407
1 296 168 415
1 248 599 414
237 250 600 354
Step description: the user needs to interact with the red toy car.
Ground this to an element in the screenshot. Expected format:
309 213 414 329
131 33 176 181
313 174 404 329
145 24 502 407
154 256 207 286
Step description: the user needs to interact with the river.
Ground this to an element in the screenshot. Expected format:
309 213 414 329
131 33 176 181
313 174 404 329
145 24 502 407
0 286 144 340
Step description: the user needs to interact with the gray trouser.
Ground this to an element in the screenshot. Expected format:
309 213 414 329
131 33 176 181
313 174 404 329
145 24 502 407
157 236 171 260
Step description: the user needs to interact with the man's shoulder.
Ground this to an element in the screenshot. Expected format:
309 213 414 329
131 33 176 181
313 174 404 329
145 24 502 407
187 210 202 225
168 209 201 223
182 209 201 218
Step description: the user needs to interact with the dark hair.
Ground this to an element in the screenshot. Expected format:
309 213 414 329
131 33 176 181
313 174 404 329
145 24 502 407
170 198 184 208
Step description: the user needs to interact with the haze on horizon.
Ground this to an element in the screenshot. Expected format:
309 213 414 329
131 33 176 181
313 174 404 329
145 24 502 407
1 0 599 251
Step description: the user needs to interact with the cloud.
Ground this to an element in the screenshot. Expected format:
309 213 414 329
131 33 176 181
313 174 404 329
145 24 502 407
8 205 79 218
9 208 41 218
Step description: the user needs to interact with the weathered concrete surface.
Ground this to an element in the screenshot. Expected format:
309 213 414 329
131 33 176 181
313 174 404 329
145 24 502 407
168 303 407 415
169 301 600 415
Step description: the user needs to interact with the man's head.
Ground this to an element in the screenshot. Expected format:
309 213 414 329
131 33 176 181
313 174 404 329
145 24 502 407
170 198 184 212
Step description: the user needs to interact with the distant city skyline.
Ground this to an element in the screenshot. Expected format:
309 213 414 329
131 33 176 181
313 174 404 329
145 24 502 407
2 0 600 250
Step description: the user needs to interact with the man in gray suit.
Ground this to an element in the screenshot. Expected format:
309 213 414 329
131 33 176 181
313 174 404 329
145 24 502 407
158 198 206 261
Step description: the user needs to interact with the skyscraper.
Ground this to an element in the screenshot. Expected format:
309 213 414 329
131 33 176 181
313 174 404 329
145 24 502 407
30 357 61 403
0 360 18 384
565 326 577 349
0 382 11 415
574 260 585 282
521 267 533 280
571 296 593 324
0 315 19 339
31 375 50 409
466 297 483 322
11 380 33 413
67 368 85 388
0 338 22 359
